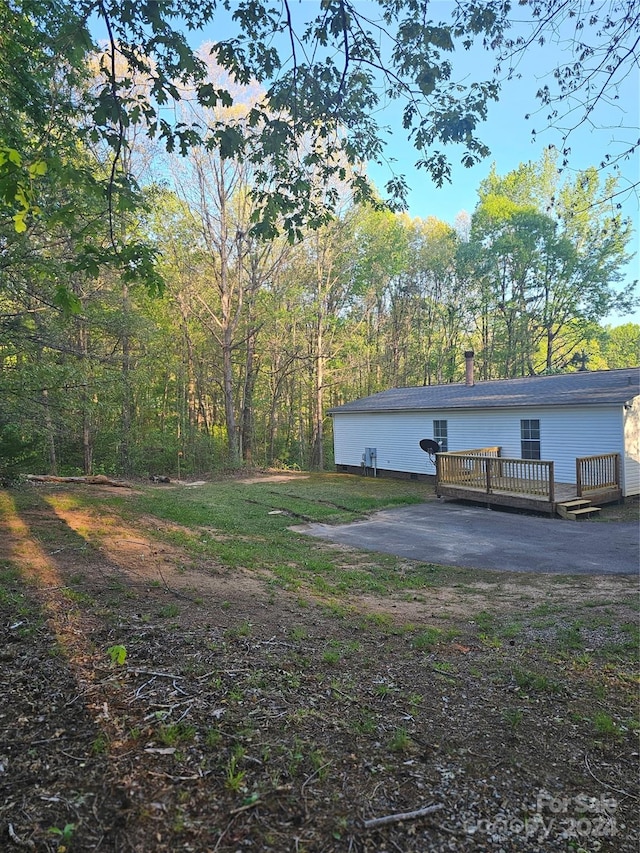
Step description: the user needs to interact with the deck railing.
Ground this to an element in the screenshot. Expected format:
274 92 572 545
576 453 621 496
452 446 501 457
437 452 555 502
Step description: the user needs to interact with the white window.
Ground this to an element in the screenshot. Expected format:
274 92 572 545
521 419 541 460
433 420 448 452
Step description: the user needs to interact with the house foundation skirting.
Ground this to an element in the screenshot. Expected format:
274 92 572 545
335 464 436 483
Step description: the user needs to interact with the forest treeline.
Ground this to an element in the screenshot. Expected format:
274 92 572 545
2 143 637 479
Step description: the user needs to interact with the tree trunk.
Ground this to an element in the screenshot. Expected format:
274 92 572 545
120 282 133 475
78 322 93 475
311 318 325 470
241 329 258 464
42 389 58 475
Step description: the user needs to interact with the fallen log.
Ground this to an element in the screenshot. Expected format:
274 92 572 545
26 474 132 488
363 802 444 830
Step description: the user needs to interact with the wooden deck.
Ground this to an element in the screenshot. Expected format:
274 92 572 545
436 451 622 515
436 480 622 514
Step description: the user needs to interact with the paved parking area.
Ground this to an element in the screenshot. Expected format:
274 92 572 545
300 500 639 574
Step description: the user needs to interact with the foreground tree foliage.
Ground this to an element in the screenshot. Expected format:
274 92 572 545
2 1 638 245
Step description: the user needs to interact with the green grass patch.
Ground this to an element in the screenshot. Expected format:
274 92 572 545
0 563 39 619
410 626 442 650
106 478 447 598
592 712 622 738
473 610 495 633
388 727 411 753
133 475 430 534
511 666 560 694
556 622 585 651
12 476 508 604
157 722 196 747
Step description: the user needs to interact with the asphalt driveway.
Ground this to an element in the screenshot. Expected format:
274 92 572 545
300 500 639 574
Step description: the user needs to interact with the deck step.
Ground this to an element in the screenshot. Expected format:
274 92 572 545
557 499 590 519
556 499 601 520
568 506 601 519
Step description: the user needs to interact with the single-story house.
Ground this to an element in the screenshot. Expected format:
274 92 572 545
328 356 640 509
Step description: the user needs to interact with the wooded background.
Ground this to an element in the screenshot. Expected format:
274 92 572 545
2 142 636 479
1 4 638 479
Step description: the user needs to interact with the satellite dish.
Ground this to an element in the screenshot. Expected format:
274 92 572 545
419 438 441 468
419 438 440 455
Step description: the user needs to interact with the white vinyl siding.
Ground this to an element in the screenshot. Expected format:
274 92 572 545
332 404 628 487
332 411 449 475
623 396 640 495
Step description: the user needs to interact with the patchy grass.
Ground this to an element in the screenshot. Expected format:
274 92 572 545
595 495 639 523
0 474 638 852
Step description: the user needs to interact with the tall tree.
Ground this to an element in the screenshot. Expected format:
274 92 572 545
469 153 636 376
403 216 470 385
294 212 358 469
351 208 410 393
599 323 640 368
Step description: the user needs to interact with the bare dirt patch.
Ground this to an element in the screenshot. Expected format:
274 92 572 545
237 472 311 485
1 484 638 853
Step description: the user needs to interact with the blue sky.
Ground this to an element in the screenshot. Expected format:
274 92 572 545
366 24 639 221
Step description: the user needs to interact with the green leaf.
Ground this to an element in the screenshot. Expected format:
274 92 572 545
53 285 82 315
12 211 28 232
107 645 128 665
27 160 47 178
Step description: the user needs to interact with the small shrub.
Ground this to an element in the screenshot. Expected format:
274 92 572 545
502 708 524 729
593 712 621 738
512 667 558 694
158 722 196 746
48 823 76 848
225 750 246 792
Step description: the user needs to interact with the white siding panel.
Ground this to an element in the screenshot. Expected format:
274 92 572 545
332 411 445 476
332 404 626 485
533 406 623 484
623 397 640 496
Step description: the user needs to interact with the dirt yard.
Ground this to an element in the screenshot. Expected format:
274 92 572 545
0 478 638 852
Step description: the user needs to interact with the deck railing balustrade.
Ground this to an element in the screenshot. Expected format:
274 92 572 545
437 451 555 502
436 450 622 510
576 453 621 496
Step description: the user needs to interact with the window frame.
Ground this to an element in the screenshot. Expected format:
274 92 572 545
433 419 448 453
520 418 541 460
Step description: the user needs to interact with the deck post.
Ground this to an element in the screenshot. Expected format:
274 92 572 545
549 461 554 505
614 453 620 490
576 458 583 497
486 457 492 494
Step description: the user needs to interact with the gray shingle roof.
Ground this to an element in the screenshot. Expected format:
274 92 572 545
328 368 640 414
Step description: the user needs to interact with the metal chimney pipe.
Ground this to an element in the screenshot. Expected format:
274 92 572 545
464 350 475 386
